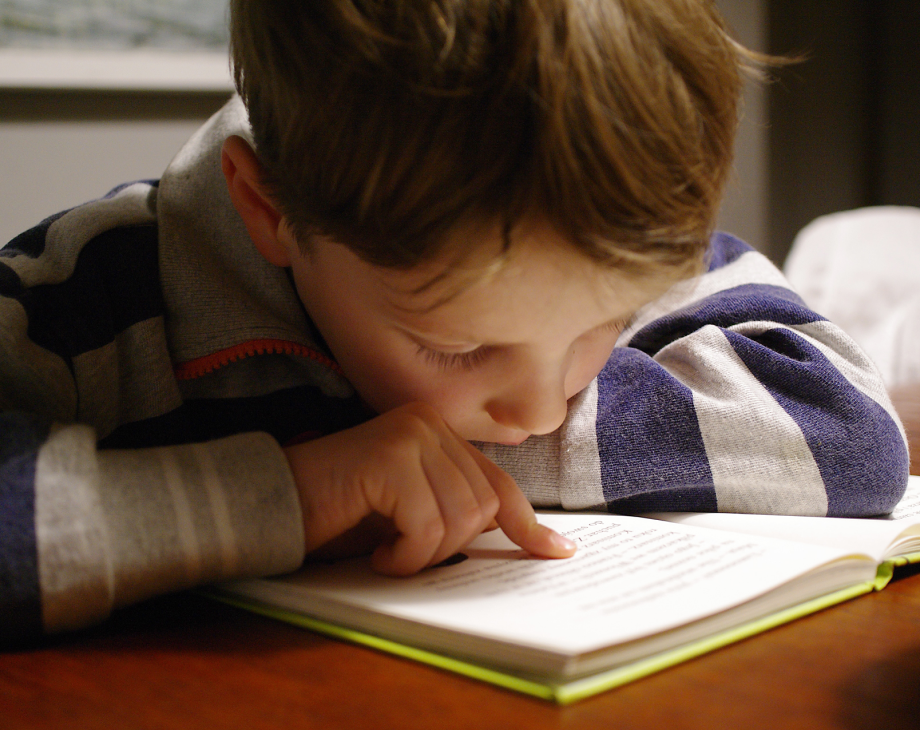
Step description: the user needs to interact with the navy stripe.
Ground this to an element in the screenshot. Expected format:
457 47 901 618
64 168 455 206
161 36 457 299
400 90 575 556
0 412 50 644
596 348 716 512
14 224 164 361
604 485 722 514
102 179 159 199
1 180 159 255
2 210 69 258
99 384 374 450
0 260 23 296
707 231 754 271
725 328 909 516
627 283 816 357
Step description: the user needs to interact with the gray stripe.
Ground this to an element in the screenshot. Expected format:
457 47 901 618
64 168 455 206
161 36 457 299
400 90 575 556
0 298 76 419
476 380 604 510
71 316 183 438
191 442 240 576
8 183 156 288
478 434 562 508
94 433 304 609
792 319 907 446
620 249 790 346
656 325 828 515
156 448 204 586
558 379 605 510
35 425 114 633
37 429 305 632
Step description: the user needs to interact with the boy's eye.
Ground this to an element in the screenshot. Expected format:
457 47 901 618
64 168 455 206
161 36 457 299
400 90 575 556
596 318 629 336
418 345 490 371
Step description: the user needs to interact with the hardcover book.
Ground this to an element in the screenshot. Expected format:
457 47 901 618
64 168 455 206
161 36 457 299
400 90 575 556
207 477 920 703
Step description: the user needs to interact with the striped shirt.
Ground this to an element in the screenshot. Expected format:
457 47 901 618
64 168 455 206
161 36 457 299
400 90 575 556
0 97 908 642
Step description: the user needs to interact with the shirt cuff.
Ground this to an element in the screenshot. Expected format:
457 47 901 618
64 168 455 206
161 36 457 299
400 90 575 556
35 426 304 634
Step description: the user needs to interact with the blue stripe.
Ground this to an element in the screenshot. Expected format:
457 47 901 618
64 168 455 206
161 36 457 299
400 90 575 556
627 283 817 357
0 180 159 254
707 231 754 271
596 348 716 512
99 384 373 450
0 412 50 643
13 223 164 362
0 260 23 296
725 328 909 516
102 179 159 199
1 210 68 258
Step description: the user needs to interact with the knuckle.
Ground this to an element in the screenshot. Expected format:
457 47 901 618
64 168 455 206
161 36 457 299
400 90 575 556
479 490 501 518
386 405 439 444
455 493 499 535
490 466 517 493
397 402 444 434
418 516 447 546
399 401 440 421
451 503 484 534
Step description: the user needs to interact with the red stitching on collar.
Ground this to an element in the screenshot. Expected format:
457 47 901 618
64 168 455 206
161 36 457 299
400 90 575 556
173 338 344 380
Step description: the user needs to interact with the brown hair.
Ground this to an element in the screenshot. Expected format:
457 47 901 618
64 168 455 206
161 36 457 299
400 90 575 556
230 0 754 279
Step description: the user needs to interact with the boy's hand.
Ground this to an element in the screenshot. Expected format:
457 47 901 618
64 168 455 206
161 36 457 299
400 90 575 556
284 402 576 575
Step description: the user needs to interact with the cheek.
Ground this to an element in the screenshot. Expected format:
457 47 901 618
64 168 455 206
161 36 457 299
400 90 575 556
566 338 618 397
342 350 427 413
374 362 488 429
341 345 476 418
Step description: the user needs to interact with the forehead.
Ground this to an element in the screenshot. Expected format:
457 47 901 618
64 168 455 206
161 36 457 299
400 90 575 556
373 223 658 342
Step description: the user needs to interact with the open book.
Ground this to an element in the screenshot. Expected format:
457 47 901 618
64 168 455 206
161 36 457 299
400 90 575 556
207 477 920 704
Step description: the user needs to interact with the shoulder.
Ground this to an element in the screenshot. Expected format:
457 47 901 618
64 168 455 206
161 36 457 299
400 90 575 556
2 181 160 282
2 181 163 332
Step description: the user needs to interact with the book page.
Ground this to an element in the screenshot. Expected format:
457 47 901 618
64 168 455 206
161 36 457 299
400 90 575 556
645 476 920 561
228 513 869 658
889 475 920 520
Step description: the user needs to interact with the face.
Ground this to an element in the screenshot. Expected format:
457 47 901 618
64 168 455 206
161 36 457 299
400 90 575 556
281 221 665 444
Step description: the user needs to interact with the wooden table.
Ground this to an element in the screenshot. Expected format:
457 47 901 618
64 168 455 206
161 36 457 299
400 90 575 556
2 565 919 730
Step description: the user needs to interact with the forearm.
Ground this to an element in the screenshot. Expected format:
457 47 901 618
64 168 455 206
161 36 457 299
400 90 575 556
1 420 305 642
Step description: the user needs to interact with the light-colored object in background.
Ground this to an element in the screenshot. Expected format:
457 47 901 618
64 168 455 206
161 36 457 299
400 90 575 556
785 206 920 388
0 49 233 92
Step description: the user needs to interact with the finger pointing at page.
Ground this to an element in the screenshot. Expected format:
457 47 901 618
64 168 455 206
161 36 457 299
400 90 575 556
464 442 577 559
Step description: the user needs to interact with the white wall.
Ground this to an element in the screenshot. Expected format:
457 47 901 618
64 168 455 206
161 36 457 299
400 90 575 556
0 92 229 244
0 119 203 238
715 0 769 254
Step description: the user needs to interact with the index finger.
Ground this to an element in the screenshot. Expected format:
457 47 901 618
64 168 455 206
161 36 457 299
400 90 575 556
463 443 576 559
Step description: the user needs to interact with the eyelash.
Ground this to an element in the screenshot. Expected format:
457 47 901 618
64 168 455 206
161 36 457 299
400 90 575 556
418 345 491 371
600 318 629 334
416 319 628 371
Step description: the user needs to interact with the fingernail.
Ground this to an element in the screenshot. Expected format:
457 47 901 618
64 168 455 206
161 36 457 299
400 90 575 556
550 531 577 553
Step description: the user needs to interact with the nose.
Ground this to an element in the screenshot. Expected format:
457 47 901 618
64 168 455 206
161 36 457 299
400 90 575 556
485 368 570 436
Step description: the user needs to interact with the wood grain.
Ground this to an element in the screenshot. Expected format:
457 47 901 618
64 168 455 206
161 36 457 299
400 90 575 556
2 566 919 730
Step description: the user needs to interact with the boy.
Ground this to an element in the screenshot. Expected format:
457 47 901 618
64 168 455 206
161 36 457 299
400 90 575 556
0 0 908 643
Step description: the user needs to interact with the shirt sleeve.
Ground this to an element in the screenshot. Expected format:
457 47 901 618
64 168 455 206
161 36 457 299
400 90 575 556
0 188 306 643
481 233 909 517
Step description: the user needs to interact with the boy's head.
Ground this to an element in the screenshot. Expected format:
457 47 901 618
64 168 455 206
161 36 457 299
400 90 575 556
229 0 748 279
223 0 752 442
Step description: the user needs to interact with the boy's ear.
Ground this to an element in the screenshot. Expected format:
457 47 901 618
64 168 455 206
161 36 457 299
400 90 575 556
221 135 292 268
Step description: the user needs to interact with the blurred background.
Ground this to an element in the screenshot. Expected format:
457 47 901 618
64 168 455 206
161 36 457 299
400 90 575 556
1 0 918 268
